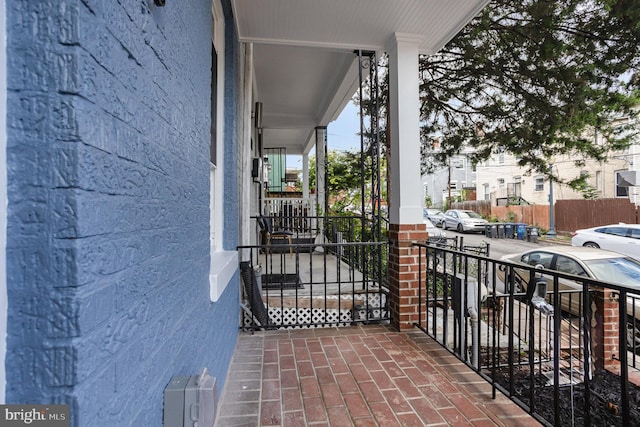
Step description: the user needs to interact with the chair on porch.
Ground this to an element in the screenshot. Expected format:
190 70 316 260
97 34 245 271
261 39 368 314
257 214 294 255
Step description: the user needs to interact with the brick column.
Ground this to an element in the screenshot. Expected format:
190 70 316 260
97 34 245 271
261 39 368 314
388 223 428 331
591 288 620 371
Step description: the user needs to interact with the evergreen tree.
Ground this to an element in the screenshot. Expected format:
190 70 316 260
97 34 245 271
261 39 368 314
418 0 640 187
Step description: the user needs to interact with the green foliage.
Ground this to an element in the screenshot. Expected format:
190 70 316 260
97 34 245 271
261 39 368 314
506 211 517 222
309 149 388 214
417 0 640 186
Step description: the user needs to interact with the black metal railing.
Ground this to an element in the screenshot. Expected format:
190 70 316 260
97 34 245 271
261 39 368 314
237 238 389 330
414 242 640 426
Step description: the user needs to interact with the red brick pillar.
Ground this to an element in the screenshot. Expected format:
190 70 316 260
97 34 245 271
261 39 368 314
591 288 620 371
387 223 428 331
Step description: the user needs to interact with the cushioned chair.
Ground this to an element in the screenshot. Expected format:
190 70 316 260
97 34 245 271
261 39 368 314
258 214 294 254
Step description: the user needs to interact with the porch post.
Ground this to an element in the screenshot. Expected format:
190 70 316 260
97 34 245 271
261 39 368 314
302 153 309 200
314 126 327 237
386 33 427 331
591 288 621 371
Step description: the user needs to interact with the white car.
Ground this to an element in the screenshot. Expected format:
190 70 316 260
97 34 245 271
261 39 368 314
572 223 640 261
443 209 488 233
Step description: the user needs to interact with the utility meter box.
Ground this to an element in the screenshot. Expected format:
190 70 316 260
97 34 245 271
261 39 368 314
164 369 218 427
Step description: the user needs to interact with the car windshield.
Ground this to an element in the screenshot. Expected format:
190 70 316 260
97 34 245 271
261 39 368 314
585 257 640 288
459 211 482 219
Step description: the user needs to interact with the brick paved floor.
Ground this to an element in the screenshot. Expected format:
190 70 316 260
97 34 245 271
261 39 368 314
214 325 541 426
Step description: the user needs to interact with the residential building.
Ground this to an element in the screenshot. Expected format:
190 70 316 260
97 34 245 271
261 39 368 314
476 131 637 206
422 149 477 208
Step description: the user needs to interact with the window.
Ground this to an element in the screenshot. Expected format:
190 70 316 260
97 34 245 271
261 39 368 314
616 170 629 197
483 183 490 201
555 256 587 277
498 178 505 186
522 252 553 269
597 227 627 237
534 176 544 191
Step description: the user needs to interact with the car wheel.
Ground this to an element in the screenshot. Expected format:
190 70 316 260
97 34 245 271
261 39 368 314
583 242 600 249
457 224 464 233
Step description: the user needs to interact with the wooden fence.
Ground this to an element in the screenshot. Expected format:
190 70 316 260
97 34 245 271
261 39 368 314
555 198 639 232
451 198 640 234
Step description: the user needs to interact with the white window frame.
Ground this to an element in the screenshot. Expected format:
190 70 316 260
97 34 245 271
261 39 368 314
209 1 237 302
534 176 544 192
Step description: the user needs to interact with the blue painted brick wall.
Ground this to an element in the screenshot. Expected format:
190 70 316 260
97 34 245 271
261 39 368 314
5 1 239 426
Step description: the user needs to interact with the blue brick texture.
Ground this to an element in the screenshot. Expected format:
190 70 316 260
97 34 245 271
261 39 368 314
5 1 239 426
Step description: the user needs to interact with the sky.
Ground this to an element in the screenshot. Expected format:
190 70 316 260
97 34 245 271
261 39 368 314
327 100 361 152
286 100 361 169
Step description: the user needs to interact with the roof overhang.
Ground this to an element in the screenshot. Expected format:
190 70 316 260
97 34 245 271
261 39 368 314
231 0 489 155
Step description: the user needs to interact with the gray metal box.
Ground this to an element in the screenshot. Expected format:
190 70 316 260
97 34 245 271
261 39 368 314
164 371 218 427
164 376 191 427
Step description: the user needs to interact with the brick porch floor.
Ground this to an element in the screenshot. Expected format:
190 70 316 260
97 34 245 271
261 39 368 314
214 325 541 426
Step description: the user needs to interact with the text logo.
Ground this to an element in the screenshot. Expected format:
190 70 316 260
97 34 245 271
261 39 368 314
0 405 69 427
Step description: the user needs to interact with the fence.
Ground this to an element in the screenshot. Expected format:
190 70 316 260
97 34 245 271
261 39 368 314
414 242 640 426
453 198 640 233
555 198 640 232
238 241 389 329
241 214 389 329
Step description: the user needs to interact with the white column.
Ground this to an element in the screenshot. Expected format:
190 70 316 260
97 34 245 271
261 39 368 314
315 127 327 216
302 153 309 200
387 33 424 224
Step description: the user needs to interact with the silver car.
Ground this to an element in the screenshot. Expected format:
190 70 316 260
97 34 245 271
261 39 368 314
423 217 446 239
424 208 446 228
443 209 488 233
499 245 640 348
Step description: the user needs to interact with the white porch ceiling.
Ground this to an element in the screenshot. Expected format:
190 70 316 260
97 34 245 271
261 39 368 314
231 0 489 155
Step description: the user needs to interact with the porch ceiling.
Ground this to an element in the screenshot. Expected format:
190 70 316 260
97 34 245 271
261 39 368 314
231 0 489 155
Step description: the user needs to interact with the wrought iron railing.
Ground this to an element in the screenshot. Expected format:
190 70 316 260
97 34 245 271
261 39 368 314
414 242 640 426
239 215 389 329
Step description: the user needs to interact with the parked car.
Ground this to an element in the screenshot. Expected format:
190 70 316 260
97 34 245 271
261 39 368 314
498 245 640 348
572 223 640 261
424 208 446 228
423 217 446 240
442 209 488 233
